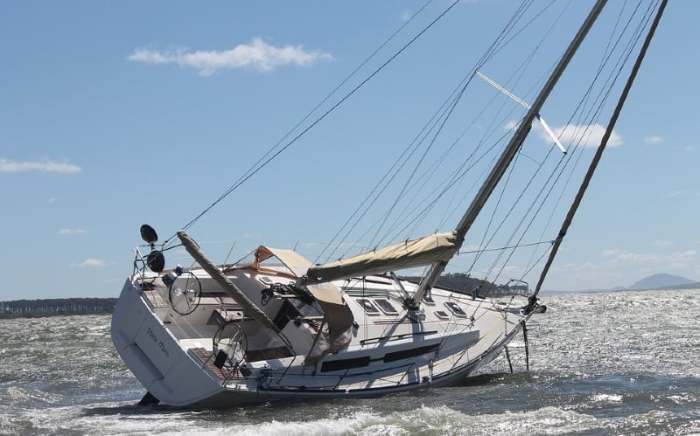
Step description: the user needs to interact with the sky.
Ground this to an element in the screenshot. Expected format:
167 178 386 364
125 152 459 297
1 0 698 300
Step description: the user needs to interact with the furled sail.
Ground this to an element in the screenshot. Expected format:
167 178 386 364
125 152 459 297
305 232 458 284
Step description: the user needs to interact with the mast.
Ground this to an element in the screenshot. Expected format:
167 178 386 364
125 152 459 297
410 0 608 306
530 0 668 304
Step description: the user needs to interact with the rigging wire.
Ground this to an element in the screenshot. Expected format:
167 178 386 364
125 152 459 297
457 239 553 256
320 0 539 262
216 0 436 211
524 0 663 291
480 1 647 280
166 0 460 245
388 47 548 245
365 0 540 250
488 2 659 285
521 0 632 274
381 129 513 245
437 1 573 234
454 1 652 322
434 2 574 270
521 1 656 272
372 0 568 251
390 0 643 297
315 83 466 262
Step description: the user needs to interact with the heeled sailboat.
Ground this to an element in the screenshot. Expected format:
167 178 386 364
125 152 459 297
111 0 666 407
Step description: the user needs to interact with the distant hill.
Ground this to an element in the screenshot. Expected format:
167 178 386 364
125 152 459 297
403 272 528 298
629 273 696 290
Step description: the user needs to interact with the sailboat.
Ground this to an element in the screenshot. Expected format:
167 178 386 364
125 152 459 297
111 0 666 407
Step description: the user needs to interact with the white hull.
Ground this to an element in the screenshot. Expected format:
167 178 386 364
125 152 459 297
111 267 530 408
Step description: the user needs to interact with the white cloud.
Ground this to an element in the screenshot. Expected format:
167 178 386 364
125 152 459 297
128 38 333 76
59 228 86 236
643 135 664 144
48 197 57 204
683 145 696 152
505 120 622 148
0 158 81 174
540 123 623 148
78 258 106 268
666 190 686 198
654 239 673 248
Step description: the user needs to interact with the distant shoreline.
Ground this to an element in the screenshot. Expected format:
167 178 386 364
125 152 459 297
1 284 697 320
0 298 117 319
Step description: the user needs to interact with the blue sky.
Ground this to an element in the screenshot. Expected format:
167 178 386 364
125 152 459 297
1 1 698 300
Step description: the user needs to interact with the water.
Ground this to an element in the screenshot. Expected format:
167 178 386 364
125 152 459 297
1 289 698 435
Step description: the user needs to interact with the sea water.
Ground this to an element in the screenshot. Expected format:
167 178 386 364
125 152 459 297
1 289 698 435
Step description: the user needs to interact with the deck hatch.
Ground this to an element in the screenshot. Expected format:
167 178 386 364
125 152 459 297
373 298 398 315
434 310 450 320
356 298 380 315
444 301 467 317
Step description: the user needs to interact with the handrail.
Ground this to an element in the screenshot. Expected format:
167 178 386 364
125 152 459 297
360 330 438 346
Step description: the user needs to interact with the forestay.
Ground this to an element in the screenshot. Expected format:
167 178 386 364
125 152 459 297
305 232 458 284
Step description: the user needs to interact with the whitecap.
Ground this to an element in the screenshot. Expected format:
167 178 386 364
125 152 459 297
591 393 623 403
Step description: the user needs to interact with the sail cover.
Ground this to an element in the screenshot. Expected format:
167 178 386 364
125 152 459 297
254 246 353 347
254 246 313 278
305 232 458 284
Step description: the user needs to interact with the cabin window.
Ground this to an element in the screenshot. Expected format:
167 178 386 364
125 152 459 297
434 310 450 320
384 344 440 362
356 298 380 315
444 301 467 317
373 298 398 315
321 356 371 372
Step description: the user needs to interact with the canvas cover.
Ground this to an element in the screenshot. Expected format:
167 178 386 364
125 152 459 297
178 232 280 334
254 246 313 278
305 232 458 284
254 246 353 348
